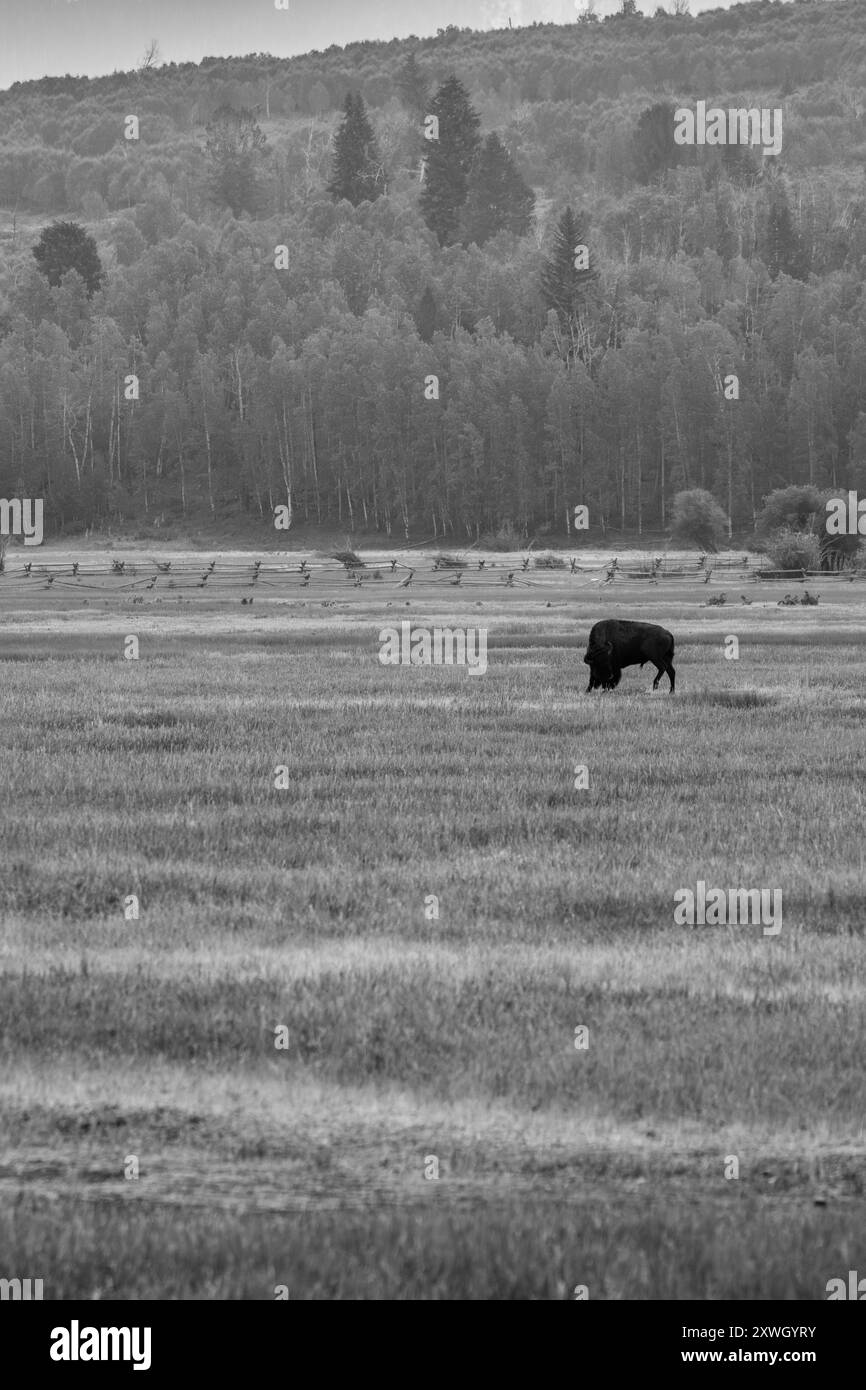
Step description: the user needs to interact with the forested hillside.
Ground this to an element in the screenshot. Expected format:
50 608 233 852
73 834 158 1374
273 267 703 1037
1 0 865 541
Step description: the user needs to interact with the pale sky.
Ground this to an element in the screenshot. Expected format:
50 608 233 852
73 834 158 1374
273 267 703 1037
0 0 776 92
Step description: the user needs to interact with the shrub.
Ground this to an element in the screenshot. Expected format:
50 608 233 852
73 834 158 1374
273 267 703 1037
533 553 566 569
478 521 526 551
478 532 519 551
756 487 859 569
670 489 729 550
755 485 824 537
765 528 822 571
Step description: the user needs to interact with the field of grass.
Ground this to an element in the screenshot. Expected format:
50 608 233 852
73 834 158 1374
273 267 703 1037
0 551 864 1298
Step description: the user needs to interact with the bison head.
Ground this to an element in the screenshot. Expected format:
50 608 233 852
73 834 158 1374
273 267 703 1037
583 638 614 685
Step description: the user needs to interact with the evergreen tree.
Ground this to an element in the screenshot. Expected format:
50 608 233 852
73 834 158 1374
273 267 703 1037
414 286 437 343
32 220 104 296
722 141 760 188
460 133 534 246
327 92 384 205
766 183 806 280
397 53 429 119
204 105 267 217
633 103 682 184
419 76 481 247
541 206 597 358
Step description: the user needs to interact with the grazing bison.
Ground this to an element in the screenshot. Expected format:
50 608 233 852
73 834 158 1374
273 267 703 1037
583 618 676 693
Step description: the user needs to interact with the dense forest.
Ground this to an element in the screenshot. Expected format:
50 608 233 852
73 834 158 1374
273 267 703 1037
1 0 866 541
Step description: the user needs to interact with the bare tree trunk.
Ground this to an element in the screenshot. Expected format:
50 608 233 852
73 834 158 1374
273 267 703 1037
201 362 215 514
64 390 82 488
175 428 186 515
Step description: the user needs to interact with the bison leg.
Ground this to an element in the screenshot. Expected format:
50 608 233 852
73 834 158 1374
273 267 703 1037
652 664 663 690
666 661 676 693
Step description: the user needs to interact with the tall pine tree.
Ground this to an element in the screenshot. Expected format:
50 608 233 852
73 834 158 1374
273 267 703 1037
419 76 481 247
328 93 384 205
397 53 429 119
460 133 534 246
633 103 682 184
765 182 807 281
414 286 437 343
541 206 598 363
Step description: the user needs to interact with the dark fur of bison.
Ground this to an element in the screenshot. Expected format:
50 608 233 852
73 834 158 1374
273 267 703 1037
583 618 676 693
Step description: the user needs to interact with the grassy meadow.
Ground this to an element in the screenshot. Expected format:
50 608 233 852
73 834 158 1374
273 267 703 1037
0 551 864 1298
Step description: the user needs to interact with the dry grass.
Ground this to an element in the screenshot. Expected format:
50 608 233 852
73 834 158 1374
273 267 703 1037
1 566 864 1297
